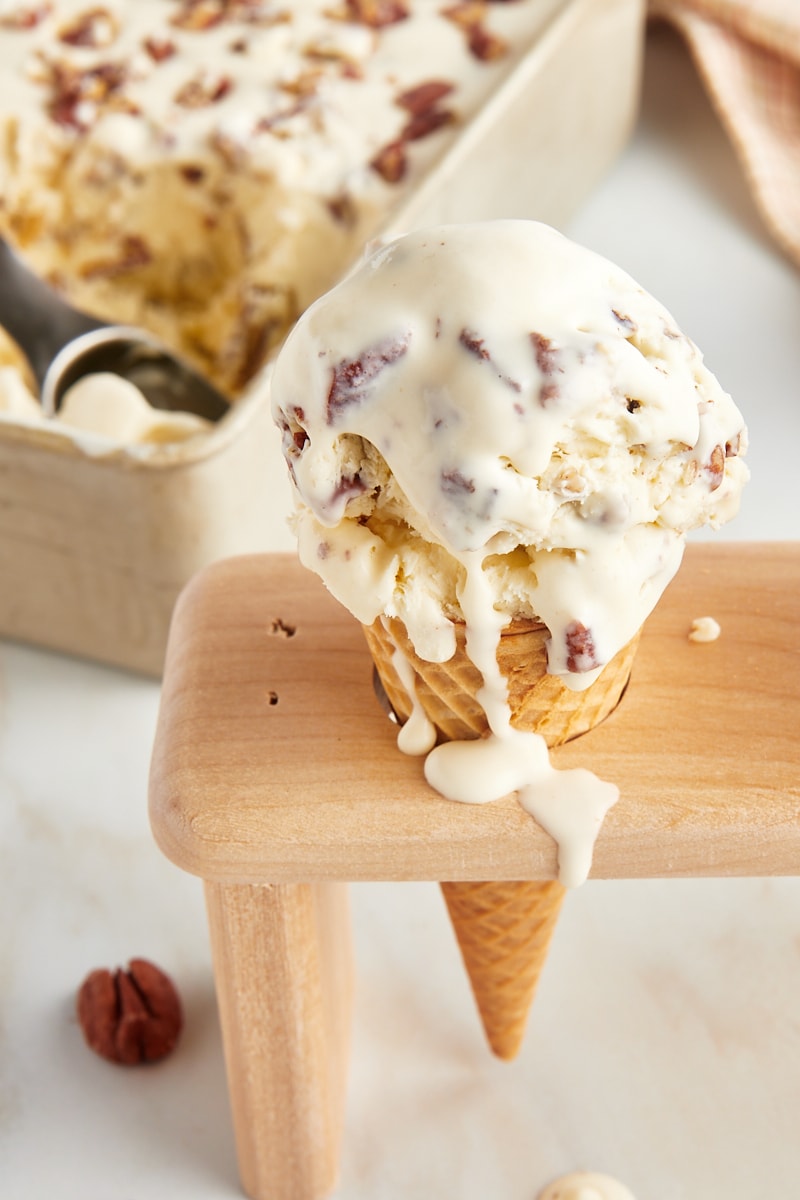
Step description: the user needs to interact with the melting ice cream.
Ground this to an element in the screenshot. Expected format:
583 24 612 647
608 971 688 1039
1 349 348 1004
272 220 748 883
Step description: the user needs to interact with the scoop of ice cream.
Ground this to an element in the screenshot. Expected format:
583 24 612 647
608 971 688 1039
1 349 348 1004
57 372 211 445
272 220 748 683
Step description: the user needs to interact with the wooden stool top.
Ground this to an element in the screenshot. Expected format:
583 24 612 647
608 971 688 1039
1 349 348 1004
149 543 800 886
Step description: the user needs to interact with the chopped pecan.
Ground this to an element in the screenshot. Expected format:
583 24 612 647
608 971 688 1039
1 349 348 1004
143 36 177 63
554 466 587 496
612 308 637 334
279 68 323 98
565 621 599 673
396 80 455 116
441 468 476 495
466 23 508 61
441 2 509 61
706 444 725 490
79 234 152 280
460 328 521 391
0 3 52 28
459 329 490 361
402 106 454 142
441 1 484 29
331 473 368 507
327 192 358 227
175 72 233 108
530 332 562 405
58 6 118 47
170 0 226 31
370 140 407 184
345 0 409 27
327 332 411 422
48 60 129 131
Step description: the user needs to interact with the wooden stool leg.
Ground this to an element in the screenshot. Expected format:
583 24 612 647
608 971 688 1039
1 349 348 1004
204 880 354 1200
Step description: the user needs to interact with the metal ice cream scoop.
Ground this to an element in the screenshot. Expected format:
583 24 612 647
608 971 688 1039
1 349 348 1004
0 238 230 422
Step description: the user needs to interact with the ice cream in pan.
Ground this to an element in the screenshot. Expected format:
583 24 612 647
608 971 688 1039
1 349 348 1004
271 220 748 1059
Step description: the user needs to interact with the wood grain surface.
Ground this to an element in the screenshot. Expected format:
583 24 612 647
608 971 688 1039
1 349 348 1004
149 543 800 885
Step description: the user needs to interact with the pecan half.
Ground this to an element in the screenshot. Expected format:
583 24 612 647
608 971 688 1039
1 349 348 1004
77 959 183 1065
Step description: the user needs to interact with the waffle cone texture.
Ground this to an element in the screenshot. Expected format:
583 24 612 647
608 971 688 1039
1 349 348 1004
363 615 639 1060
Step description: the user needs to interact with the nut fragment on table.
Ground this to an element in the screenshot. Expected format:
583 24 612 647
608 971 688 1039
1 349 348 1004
688 615 721 643
76 958 183 1065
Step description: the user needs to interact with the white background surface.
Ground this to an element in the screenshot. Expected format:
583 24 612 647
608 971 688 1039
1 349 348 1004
2 24 799 1200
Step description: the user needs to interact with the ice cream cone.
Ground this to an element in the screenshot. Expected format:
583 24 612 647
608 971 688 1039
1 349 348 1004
439 877 565 1061
363 615 639 1060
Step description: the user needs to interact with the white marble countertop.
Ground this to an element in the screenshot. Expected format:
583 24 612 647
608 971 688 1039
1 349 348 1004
2 24 799 1200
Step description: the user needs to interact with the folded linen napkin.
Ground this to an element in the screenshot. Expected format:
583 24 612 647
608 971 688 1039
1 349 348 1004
649 0 800 269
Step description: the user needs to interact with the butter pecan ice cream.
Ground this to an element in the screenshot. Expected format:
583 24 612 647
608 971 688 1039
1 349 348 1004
0 0 559 397
272 220 748 683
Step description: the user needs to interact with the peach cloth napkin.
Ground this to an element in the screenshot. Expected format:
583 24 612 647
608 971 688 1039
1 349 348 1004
649 0 800 269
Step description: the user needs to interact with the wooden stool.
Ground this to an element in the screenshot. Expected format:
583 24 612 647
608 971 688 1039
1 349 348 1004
148 543 800 1200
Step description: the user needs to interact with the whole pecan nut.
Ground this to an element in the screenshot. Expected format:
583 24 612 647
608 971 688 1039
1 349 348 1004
76 958 183 1065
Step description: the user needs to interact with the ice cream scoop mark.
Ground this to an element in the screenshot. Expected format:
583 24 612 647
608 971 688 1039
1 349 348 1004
565 621 600 673
327 333 411 421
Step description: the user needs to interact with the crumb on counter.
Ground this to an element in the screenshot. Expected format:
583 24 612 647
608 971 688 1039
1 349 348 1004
688 615 721 643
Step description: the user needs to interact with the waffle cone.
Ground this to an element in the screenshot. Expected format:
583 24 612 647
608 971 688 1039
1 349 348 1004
363 614 639 1060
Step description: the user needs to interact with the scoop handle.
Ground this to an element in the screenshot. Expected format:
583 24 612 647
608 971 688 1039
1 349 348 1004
0 239 105 386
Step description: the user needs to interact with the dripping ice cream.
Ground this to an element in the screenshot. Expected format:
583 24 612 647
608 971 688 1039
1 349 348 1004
271 220 748 887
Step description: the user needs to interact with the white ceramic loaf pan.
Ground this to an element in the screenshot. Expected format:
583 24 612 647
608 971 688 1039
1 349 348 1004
0 0 645 676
